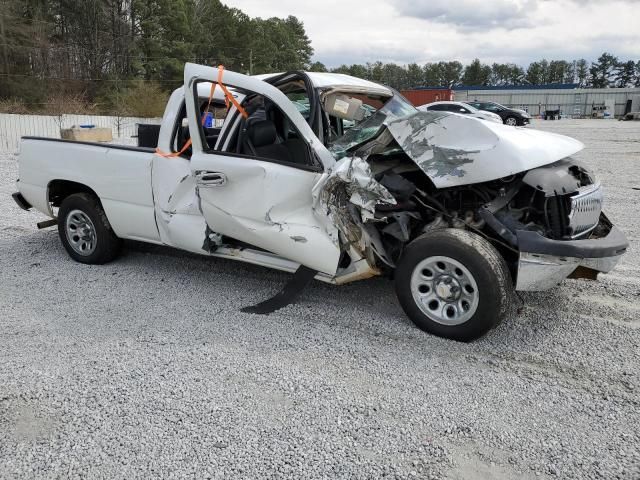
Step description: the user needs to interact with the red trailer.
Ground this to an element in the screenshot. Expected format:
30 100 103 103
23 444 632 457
400 88 454 107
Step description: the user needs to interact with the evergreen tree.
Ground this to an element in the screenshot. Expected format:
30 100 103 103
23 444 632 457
491 63 523 85
575 59 589 86
308 61 327 72
613 60 636 87
347 64 369 80
462 58 491 86
439 61 463 87
548 60 570 83
589 52 618 88
525 61 546 84
406 63 423 88
422 63 442 86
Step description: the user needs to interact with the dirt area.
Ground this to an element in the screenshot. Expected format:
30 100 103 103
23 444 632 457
0 119 639 479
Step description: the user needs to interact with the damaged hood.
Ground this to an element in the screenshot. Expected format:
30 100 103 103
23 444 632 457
383 111 584 188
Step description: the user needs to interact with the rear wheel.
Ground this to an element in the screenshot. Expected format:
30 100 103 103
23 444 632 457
58 193 122 264
395 229 514 342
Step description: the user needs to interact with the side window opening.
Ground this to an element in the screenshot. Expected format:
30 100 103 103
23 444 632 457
170 95 231 160
236 93 316 168
201 101 227 150
170 102 192 158
195 81 320 170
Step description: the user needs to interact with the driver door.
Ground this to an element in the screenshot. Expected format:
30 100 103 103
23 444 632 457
184 64 340 275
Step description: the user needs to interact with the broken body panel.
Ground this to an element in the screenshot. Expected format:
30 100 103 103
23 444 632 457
315 108 625 290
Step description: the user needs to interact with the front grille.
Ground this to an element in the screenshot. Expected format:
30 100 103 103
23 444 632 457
568 183 603 238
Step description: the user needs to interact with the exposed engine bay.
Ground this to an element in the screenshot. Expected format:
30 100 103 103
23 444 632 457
308 100 612 288
316 150 606 273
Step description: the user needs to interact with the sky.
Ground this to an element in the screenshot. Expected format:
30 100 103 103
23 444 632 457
224 0 640 67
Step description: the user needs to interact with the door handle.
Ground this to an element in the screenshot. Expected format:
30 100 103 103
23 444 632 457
196 171 227 187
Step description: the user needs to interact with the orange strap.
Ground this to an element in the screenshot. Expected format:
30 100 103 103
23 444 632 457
201 66 222 126
217 65 249 119
155 65 247 158
155 138 191 158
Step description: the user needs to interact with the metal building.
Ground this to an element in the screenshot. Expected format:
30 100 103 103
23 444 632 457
451 84 640 118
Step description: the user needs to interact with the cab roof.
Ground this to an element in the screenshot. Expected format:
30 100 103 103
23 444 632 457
255 72 392 95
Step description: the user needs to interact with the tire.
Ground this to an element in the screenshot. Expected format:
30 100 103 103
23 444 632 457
395 229 514 342
57 193 122 264
504 116 518 126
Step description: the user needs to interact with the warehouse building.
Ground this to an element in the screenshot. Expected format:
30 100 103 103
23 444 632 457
454 84 640 118
402 84 640 118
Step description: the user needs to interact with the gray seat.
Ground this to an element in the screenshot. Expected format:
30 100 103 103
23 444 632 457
243 120 293 163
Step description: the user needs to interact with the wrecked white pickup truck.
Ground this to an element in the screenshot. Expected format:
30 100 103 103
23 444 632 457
13 63 628 341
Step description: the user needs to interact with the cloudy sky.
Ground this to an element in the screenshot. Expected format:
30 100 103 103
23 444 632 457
224 0 640 67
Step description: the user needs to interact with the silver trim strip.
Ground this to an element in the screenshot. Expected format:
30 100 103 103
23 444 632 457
569 183 603 239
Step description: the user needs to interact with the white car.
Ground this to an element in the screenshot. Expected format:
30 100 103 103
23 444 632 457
418 101 503 124
12 64 627 341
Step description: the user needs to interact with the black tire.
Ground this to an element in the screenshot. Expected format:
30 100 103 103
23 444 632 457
395 229 514 342
504 115 518 126
57 193 122 264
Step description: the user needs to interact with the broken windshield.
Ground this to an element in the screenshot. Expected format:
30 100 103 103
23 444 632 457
329 94 417 159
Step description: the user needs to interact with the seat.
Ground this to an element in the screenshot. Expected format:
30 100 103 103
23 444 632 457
283 137 309 164
203 127 220 149
243 120 293 163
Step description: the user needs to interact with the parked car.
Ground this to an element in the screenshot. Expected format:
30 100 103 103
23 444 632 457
418 101 502 124
12 64 628 341
467 101 531 126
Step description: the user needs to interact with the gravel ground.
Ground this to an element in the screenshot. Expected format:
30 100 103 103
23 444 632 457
1 119 639 479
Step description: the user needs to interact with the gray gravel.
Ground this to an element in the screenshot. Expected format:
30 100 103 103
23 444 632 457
1 119 639 479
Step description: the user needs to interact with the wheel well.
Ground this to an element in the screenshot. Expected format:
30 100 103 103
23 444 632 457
48 180 99 208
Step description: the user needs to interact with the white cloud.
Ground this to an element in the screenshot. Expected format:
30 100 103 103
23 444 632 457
391 0 538 30
223 0 640 67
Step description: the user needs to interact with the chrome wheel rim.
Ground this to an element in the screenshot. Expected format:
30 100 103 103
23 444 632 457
65 209 97 256
410 256 479 326
505 117 517 126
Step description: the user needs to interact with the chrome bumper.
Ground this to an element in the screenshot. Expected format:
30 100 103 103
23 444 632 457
515 214 628 291
516 252 622 291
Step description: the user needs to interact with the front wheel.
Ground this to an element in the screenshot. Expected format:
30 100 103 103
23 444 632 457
504 116 518 126
395 229 514 342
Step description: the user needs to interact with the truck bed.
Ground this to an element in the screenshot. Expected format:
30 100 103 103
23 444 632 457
17 137 160 243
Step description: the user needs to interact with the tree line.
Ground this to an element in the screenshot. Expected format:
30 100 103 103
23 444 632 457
0 1 638 116
0 0 313 114
319 53 640 90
